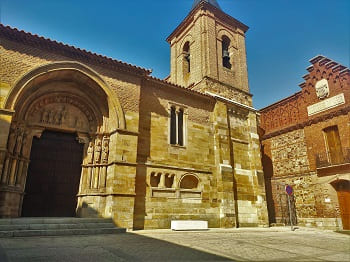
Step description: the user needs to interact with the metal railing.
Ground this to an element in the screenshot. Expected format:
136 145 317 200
315 148 350 168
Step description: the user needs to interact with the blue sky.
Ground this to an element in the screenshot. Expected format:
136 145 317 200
1 0 349 109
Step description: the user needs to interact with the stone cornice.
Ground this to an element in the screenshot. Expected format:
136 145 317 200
198 76 253 97
144 162 213 174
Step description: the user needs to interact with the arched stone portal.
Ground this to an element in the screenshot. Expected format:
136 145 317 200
0 62 125 218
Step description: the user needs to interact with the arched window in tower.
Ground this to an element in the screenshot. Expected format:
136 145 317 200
222 36 232 69
183 42 190 76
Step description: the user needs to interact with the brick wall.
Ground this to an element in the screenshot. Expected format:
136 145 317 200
260 56 350 229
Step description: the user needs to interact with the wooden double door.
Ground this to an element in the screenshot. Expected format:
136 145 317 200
335 180 350 230
332 180 350 230
324 126 344 165
22 131 84 217
337 190 350 230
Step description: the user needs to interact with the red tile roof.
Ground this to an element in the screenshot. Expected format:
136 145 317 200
0 24 152 76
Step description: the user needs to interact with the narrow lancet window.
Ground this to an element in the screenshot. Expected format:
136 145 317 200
170 107 177 145
170 106 185 146
222 36 231 69
178 109 184 146
183 42 190 76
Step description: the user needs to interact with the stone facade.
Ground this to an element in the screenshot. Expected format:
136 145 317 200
260 55 350 230
0 1 268 229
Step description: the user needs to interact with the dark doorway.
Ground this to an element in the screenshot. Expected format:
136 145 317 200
22 131 84 217
332 180 350 230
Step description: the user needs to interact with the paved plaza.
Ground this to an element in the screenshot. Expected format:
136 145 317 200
0 227 349 261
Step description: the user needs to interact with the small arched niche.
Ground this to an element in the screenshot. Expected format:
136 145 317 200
179 174 199 190
150 172 160 187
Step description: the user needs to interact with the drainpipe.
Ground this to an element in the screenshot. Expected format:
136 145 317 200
226 106 240 228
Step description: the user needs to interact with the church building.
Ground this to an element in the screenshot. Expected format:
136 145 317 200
0 0 268 229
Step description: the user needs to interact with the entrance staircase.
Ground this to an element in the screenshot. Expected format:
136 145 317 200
0 217 126 237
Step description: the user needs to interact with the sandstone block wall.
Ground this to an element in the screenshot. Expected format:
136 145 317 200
168 7 249 93
1 7 269 229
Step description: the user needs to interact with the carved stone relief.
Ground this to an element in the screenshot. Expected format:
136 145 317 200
28 103 91 132
27 94 97 132
81 135 110 191
87 142 94 164
94 138 102 164
1 124 31 187
101 136 109 164
315 79 329 100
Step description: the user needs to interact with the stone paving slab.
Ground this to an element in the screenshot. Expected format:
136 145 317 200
0 227 349 261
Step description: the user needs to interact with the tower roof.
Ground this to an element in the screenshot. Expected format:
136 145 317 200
167 0 248 43
192 0 221 10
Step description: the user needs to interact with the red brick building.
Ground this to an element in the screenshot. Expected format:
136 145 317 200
260 55 350 230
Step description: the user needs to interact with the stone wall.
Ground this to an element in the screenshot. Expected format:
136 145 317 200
212 102 268 227
168 6 249 93
270 130 310 177
262 128 346 229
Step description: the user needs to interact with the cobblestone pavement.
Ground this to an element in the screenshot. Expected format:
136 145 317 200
0 227 349 261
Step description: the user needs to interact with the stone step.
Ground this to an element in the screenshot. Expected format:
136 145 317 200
0 217 113 225
0 227 125 237
270 223 285 227
0 222 116 231
0 218 126 237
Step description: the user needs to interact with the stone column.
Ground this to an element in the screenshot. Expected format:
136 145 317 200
158 173 166 188
171 174 177 189
0 109 14 181
175 108 179 144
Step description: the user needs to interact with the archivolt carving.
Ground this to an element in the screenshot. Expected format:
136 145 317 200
94 138 102 164
101 137 110 164
26 94 97 132
1 124 31 187
4 61 126 130
81 135 110 192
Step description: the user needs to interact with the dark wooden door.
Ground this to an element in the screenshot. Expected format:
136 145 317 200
22 131 83 217
324 126 344 165
337 191 350 230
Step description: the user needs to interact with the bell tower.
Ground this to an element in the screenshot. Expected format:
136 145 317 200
167 0 251 105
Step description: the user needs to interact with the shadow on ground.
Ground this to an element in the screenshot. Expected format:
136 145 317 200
335 230 350 236
0 232 230 261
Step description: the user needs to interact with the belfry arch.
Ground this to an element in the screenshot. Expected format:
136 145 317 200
0 61 125 218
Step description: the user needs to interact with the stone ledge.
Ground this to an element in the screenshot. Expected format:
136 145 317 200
171 220 208 231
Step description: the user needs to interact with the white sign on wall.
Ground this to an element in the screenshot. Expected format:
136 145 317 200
307 93 345 116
